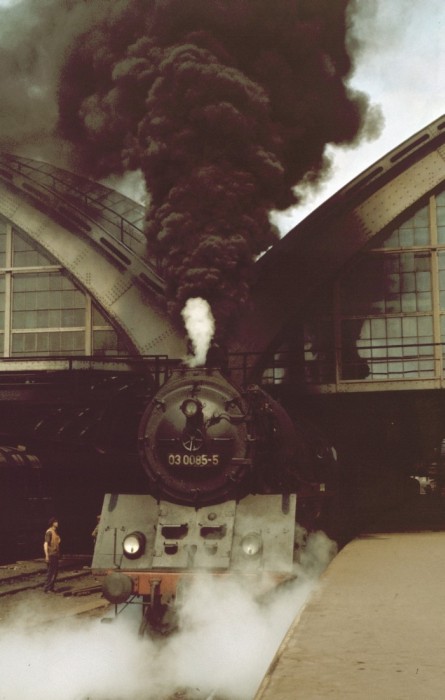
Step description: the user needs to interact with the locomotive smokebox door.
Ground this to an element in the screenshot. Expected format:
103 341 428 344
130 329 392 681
138 369 253 505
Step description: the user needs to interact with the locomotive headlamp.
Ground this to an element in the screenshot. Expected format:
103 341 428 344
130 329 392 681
240 532 263 557
181 399 202 418
123 531 146 559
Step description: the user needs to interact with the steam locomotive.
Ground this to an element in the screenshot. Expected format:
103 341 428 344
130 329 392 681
92 366 338 635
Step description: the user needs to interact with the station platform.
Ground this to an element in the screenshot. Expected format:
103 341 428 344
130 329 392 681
254 532 445 699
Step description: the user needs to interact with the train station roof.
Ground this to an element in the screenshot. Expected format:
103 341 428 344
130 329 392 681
0 152 186 359
230 114 445 358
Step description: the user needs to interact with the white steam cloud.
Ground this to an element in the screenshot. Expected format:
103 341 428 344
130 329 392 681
101 169 149 207
181 297 215 367
0 530 336 700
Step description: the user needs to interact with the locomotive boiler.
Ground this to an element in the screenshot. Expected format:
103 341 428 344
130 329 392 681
92 366 337 635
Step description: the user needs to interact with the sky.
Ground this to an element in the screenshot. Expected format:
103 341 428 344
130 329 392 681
271 0 445 233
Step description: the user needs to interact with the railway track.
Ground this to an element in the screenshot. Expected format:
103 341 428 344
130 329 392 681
1 561 90 593
0 556 110 626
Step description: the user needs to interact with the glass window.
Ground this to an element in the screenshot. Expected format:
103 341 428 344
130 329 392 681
399 228 414 248
437 191 445 244
414 206 429 227
340 252 432 319
11 331 84 356
370 318 386 339
414 227 429 246
61 331 84 352
0 224 135 358
0 275 5 331
303 317 336 383
12 273 85 330
93 329 130 356
401 293 417 313
387 317 401 338
61 309 84 327
338 236 434 380
438 252 445 311
261 353 288 385
381 204 430 249
0 219 7 268
12 231 56 267
341 319 371 380
92 305 110 326
386 294 401 313
350 312 435 380
401 272 415 293
279 190 445 386
93 330 118 355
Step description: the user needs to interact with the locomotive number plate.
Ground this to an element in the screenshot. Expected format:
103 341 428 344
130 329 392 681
167 453 220 467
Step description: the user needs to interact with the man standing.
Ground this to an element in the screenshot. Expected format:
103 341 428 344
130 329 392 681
43 517 61 593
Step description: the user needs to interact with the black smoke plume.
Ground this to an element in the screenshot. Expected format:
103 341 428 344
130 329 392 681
0 0 380 338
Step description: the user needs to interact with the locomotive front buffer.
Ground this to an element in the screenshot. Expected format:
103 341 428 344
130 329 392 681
92 492 297 635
